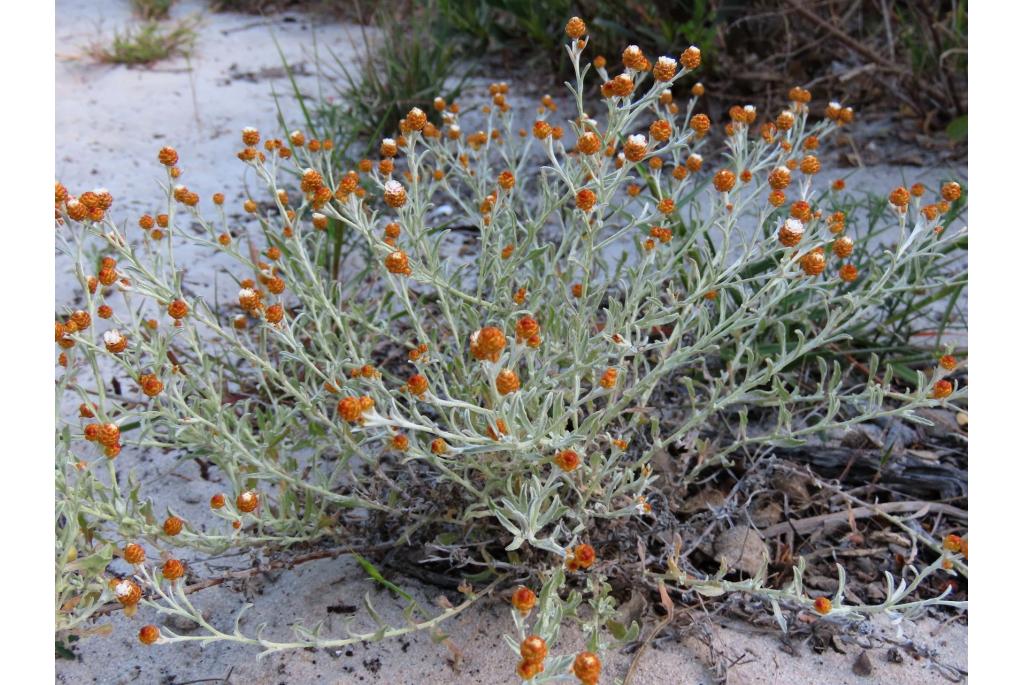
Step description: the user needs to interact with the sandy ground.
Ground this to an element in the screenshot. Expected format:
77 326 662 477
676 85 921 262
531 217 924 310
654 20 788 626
55 1 966 683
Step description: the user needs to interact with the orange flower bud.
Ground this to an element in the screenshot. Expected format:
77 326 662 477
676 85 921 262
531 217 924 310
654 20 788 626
403 373 427 397
768 167 791 191
653 56 677 81
158 146 178 166
790 200 812 222
575 188 597 212
265 303 284 324
385 250 412 276
139 374 164 398
680 45 701 69
778 218 804 247
123 543 146 565
162 558 185 581
689 114 710 135
932 379 953 399
889 186 910 207
383 180 407 208
496 369 520 395
167 299 188 320
713 170 735 193
520 635 548 662
163 516 184 536
572 543 596 569
139 624 160 645
565 16 586 39
236 490 259 513
510 586 537 615
838 264 858 282
517 659 544 680
555 449 580 472
573 651 602 684
623 134 647 162
515 316 539 342
800 249 826 276
338 396 370 423
470 327 507 362
800 155 821 175
575 132 600 157
941 181 962 202
112 578 142 606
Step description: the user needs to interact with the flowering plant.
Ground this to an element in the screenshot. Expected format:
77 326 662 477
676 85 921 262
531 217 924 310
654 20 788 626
55 16 966 681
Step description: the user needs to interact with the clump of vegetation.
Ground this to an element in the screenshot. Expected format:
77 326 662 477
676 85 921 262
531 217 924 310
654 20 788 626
436 0 718 76
290 0 465 158
89 17 198 65
430 0 965 137
131 0 174 21
56 15 966 679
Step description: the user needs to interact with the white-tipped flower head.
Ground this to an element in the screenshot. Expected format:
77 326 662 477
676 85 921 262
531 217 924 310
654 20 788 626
238 288 260 312
681 45 701 69
624 134 648 162
653 56 677 81
103 329 127 353
778 218 805 247
383 180 407 208
623 45 645 70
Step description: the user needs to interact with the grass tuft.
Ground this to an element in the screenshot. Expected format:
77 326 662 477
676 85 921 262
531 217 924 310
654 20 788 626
131 0 174 21
88 18 198 66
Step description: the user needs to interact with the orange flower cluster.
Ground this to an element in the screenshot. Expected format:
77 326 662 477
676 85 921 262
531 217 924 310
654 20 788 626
799 248 826 276
931 379 954 399
111 578 142 608
337 396 374 424
138 373 164 398
163 516 183 536
573 652 602 685
510 586 537 616
600 74 634 99
517 635 548 681
84 421 122 458
385 250 412 276
237 490 259 513
824 101 855 125
405 373 429 397
566 543 596 571
162 558 185 581
576 188 597 212
409 342 430 361
554 449 580 472
496 369 520 395
470 326 507 362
